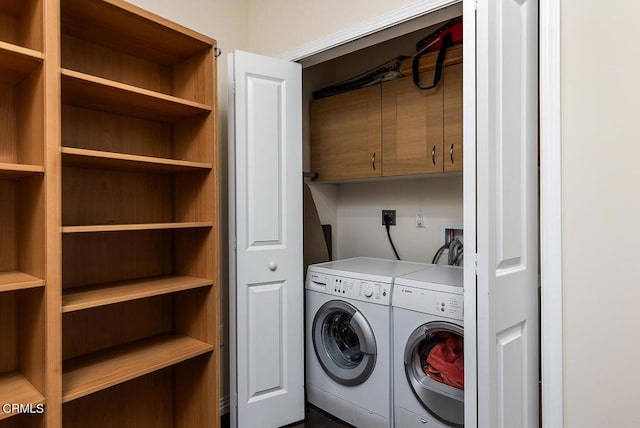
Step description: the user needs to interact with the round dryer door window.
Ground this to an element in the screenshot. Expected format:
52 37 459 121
404 321 464 427
312 300 377 386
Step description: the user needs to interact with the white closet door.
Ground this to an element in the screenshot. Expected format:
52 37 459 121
474 0 540 426
228 50 304 428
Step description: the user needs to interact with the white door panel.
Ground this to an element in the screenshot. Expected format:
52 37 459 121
476 0 539 426
229 50 304 428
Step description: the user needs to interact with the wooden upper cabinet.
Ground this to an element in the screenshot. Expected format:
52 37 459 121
309 45 463 181
381 69 443 176
443 63 463 172
311 85 381 181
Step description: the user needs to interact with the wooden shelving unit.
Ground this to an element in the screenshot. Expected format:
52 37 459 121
0 1 47 426
0 0 220 426
56 0 219 426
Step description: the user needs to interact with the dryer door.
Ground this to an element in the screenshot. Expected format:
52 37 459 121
404 321 465 427
312 300 377 386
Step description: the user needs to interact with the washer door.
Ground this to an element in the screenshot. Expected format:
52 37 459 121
404 321 464 427
312 300 377 386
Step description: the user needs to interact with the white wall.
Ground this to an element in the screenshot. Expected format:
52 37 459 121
335 177 463 262
561 0 640 426
126 0 249 410
246 0 419 56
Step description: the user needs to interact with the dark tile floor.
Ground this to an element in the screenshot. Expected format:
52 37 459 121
221 404 352 428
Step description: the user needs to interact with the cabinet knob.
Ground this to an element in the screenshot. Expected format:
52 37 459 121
268 261 277 271
450 144 454 164
432 146 436 165
371 152 376 170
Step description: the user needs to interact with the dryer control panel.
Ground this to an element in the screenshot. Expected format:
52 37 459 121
306 272 392 305
393 285 463 320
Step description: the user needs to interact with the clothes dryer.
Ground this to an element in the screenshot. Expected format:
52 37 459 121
305 257 428 428
392 265 464 427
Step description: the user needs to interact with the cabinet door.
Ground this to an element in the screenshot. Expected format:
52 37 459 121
381 71 443 176
444 63 463 172
311 86 381 181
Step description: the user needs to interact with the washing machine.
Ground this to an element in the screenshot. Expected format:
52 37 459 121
392 265 464 427
305 257 429 428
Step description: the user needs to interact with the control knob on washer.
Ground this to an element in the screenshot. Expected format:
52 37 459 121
364 287 374 298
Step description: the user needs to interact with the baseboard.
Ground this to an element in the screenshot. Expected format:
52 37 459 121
221 395 230 415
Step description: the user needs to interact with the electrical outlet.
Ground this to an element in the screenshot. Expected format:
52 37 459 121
415 210 425 228
381 210 396 226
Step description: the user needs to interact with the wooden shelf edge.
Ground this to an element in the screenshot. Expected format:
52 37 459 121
62 275 213 313
0 40 44 61
0 372 45 421
61 69 212 121
61 147 212 172
0 163 45 178
62 334 213 403
0 271 45 292
61 222 213 234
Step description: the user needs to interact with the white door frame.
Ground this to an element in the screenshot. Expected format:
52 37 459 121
539 0 563 426
278 0 563 426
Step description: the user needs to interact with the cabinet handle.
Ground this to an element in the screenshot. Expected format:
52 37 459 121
372 152 376 170
432 146 436 165
450 144 454 164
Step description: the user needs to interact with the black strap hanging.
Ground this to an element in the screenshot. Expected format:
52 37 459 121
412 32 454 91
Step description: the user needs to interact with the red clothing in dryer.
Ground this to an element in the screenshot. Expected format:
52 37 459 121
425 333 464 390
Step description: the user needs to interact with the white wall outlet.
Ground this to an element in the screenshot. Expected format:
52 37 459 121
415 210 425 228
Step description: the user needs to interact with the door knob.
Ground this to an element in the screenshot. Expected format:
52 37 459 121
268 261 277 271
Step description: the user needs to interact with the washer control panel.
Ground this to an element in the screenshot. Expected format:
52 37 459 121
306 272 391 305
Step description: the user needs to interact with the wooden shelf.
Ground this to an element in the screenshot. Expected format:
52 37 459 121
0 271 45 293
0 372 45 421
61 222 213 234
61 69 212 121
61 147 212 173
0 41 43 84
62 275 212 313
61 0 214 65
62 333 213 403
0 162 45 178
